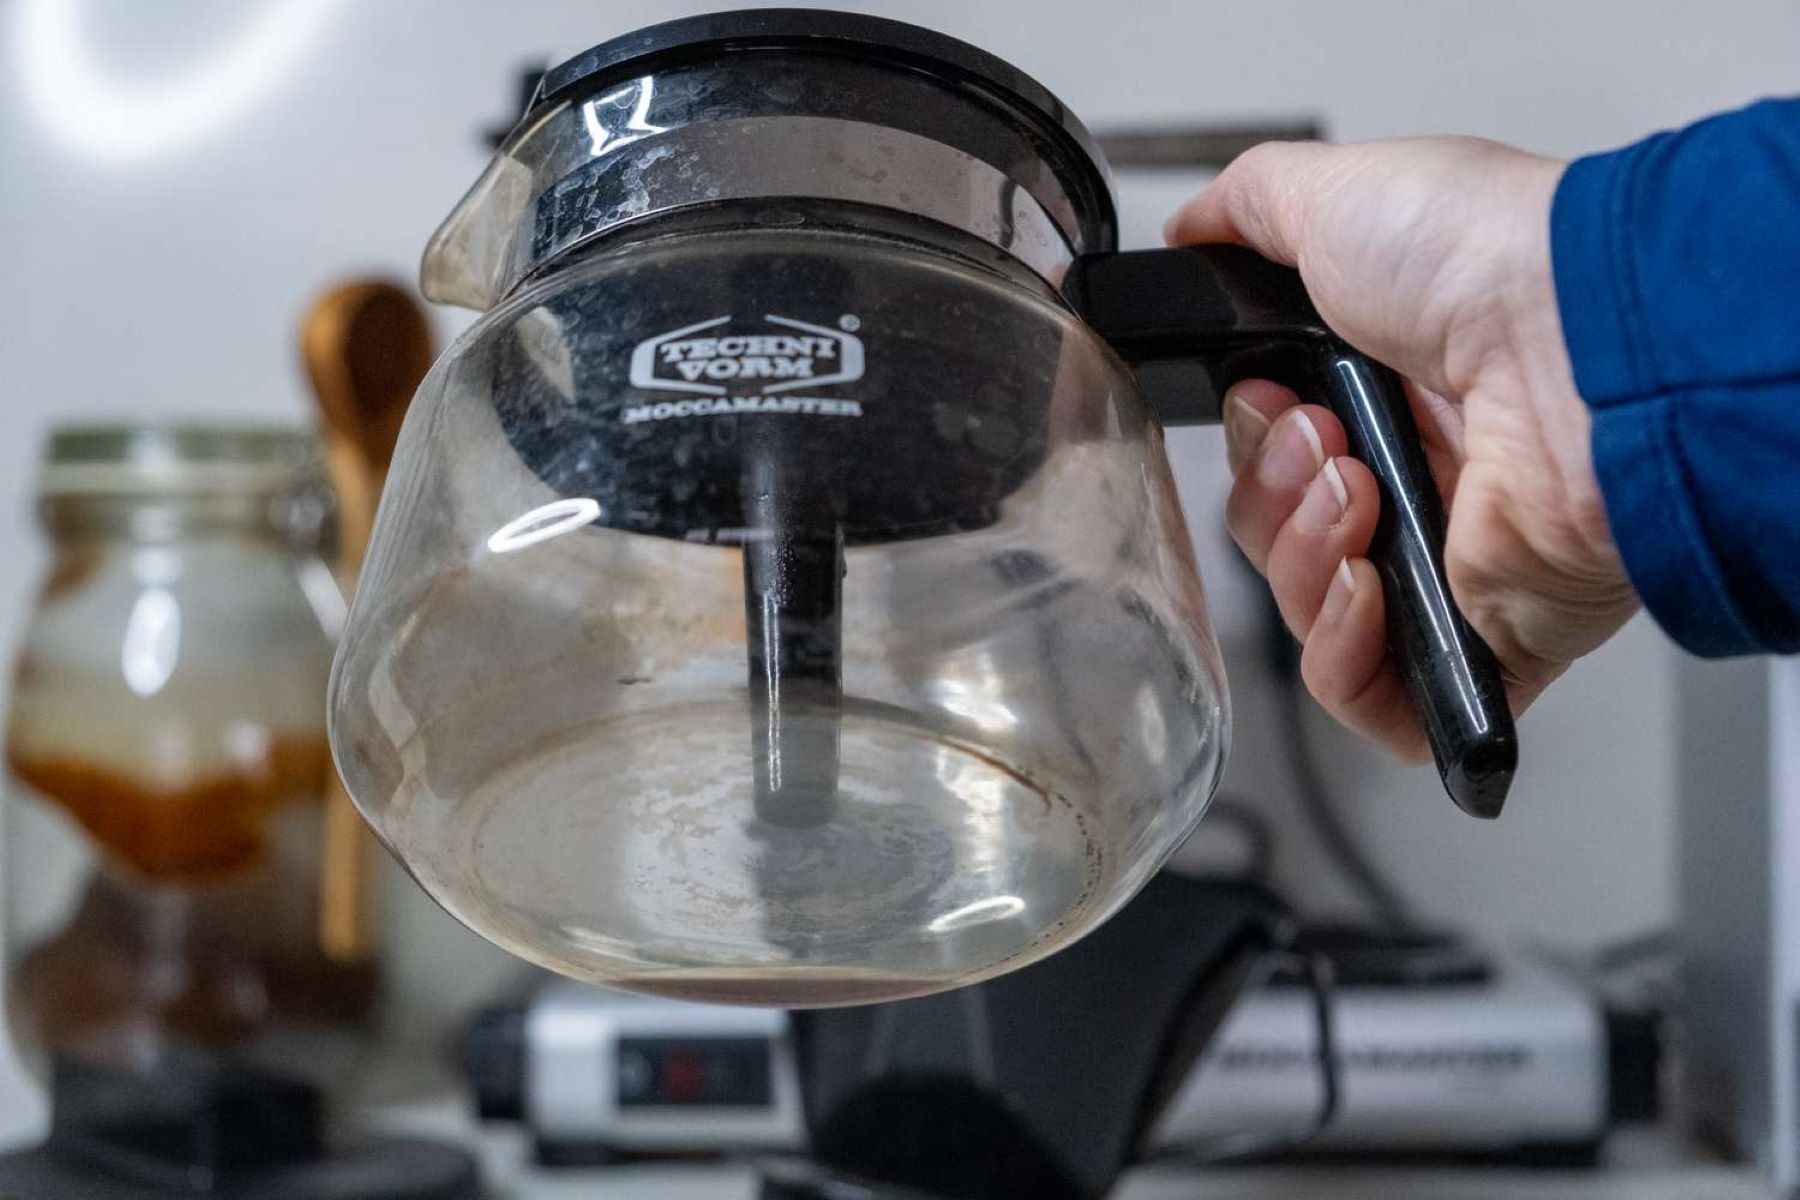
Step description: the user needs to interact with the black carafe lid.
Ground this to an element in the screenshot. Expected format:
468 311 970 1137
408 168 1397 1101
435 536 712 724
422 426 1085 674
528 9 1118 257
427 8 1123 310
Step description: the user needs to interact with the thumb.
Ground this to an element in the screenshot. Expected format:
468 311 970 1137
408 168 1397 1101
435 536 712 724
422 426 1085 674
1163 140 1341 265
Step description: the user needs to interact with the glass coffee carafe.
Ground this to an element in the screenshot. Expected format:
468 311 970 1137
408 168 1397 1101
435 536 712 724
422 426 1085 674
336 223 1226 1005
4 425 377 1119
330 11 1514 1008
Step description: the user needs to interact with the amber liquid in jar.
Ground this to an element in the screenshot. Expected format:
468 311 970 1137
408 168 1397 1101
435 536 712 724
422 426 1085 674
6 737 377 1061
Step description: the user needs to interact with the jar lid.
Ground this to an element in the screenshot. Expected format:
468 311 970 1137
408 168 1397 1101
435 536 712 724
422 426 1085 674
39 423 321 499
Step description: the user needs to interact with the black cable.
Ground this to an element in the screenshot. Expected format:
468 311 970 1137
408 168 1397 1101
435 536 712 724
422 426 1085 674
1147 947 1340 1165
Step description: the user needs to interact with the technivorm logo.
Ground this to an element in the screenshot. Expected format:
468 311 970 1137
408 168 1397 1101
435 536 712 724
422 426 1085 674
623 313 864 424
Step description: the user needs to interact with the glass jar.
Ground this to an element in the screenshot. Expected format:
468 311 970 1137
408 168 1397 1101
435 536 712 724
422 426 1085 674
3 425 375 1116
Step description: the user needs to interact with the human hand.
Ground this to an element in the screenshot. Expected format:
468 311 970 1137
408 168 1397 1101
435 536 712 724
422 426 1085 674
1165 137 1639 760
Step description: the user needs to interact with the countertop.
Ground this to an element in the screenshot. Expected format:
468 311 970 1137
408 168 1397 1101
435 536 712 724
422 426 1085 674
370 1100 1774 1200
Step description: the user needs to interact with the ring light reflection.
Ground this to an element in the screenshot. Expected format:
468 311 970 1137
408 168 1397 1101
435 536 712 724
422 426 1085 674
486 498 603 554
15 0 344 162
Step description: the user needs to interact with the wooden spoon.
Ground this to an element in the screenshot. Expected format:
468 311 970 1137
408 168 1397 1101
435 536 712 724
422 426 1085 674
301 280 433 964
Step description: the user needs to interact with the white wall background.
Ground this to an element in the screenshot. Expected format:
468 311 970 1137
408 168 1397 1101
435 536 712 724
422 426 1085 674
0 0 1795 1111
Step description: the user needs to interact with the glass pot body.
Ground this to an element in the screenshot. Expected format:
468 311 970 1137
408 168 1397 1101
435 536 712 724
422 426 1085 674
332 215 1228 1006
4 427 374 1105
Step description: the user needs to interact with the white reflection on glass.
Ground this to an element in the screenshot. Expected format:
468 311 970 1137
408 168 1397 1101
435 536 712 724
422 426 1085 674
555 924 643 958
926 894 1026 935
934 742 1007 883
580 76 667 157
223 719 272 769
121 587 181 696
930 648 1018 733
1135 680 1170 768
294 556 347 641
16 0 345 163
130 546 182 587
486 498 601 555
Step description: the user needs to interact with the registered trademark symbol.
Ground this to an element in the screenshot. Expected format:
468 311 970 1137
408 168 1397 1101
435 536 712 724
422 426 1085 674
839 314 860 331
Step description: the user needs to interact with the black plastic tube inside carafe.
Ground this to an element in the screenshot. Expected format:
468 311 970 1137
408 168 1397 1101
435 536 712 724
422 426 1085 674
743 468 845 830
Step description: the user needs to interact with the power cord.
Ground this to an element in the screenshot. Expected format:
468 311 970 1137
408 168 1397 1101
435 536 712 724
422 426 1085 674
1145 946 1340 1165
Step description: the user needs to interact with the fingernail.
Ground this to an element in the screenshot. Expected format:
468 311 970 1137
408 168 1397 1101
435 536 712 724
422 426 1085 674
1320 558 1357 623
1222 389 1271 468
1255 409 1325 491
1162 209 1183 245
1292 459 1348 532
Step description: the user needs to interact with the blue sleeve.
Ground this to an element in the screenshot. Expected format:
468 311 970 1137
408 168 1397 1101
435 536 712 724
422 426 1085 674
1551 97 1800 657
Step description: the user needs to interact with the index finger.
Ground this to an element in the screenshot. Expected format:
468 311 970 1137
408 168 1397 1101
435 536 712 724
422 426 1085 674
1163 140 1340 264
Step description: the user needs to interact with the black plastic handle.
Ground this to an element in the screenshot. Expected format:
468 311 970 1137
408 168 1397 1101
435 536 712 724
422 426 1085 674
1064 245 1516 818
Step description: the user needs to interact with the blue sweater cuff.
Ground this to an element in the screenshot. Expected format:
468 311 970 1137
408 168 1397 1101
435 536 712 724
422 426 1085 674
1552 146 1765 657
1585 398 1764 656
1551 151 1650 404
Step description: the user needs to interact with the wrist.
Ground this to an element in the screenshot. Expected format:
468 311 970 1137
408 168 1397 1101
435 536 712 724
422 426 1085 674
1476 159 1620 567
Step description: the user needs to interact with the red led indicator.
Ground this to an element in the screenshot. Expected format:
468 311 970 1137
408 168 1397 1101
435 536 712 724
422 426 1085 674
663 1051 707 1103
